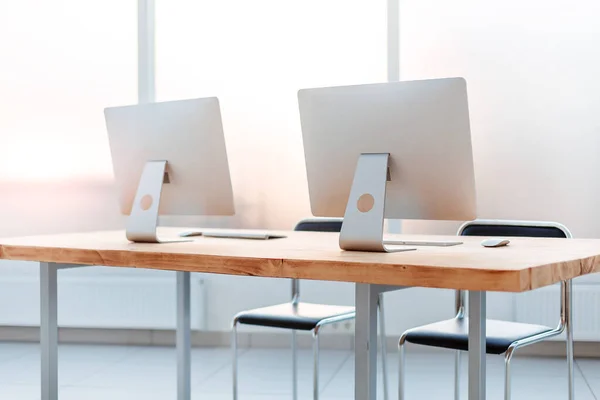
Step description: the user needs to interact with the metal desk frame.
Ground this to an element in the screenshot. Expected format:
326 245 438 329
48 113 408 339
39 265 490 400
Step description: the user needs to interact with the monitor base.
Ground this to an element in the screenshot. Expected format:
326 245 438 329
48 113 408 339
339 153 416 253
126 160 191 244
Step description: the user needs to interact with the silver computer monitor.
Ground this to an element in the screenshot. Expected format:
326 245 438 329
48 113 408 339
298 78 477 252
105 97 235 243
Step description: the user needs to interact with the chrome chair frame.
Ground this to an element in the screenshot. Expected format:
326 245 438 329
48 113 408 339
232 218 389 400
232 279 387 400
398 219 574 400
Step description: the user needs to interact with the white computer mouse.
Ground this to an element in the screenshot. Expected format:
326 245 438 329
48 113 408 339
480 238 510 248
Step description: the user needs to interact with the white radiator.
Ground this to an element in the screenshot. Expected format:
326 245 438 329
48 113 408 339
515 283 600 341
0 274 207 330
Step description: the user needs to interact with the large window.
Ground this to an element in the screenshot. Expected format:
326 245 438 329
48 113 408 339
156 0 387 229
400 0 600 236
0 1 137 182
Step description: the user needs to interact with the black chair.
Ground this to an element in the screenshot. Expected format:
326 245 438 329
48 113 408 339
232 218 389 400
398 219 574 400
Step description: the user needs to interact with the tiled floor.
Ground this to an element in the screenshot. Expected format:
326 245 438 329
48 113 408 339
0 342 597 399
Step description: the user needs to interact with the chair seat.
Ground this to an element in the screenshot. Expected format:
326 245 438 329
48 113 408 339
404 318 555 355
235 302 356 331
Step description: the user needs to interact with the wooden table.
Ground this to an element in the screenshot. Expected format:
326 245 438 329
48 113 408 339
2 227 600 400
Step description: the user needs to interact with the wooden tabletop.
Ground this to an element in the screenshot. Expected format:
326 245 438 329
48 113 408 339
1 227 599 292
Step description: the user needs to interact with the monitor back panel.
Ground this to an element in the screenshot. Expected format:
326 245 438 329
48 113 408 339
105 97 235 216
298 78 476 220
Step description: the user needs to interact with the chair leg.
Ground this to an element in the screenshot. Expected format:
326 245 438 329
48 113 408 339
398 334 407 400
292 329 298 400
504 348 515 400
454 351 461 400
232 319 239 400
313 328 320 400
378 294 389 400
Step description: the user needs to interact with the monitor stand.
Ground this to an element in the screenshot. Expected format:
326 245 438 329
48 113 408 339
126 160 191 243
339 153 416 252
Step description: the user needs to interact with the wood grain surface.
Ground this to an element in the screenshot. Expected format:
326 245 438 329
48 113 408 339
1 227 600 292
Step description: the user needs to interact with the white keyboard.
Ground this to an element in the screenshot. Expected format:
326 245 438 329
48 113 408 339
179 230 287 240
383 239 463 247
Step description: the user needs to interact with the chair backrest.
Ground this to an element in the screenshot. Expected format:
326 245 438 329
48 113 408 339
458 220 571 239
294 218 343 233
291 218 343 302
455 219 572 317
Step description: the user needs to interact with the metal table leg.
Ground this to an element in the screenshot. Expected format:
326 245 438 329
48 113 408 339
177 271 191 400
40 262 58 400
292 329 298 400
565 280 574 400
468 291 486 400
378 294 389 400
355 283 379 400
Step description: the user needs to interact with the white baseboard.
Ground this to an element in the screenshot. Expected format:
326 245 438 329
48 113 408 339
0 327 595 357
0 274 207 330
